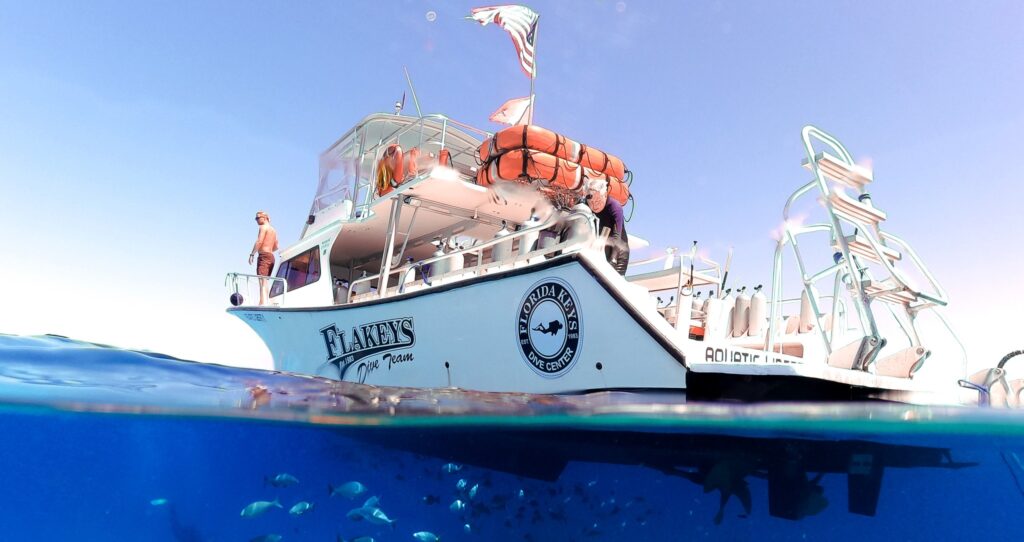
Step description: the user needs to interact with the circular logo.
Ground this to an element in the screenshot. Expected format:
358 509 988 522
516 278 582 377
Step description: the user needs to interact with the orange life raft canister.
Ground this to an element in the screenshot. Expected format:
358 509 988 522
479 125 628 181
477 149 586 191
478 153 631 207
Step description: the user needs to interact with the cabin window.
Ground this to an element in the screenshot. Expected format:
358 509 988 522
270 247 321 296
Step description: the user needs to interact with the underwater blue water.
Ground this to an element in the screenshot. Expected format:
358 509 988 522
0 334 1022 541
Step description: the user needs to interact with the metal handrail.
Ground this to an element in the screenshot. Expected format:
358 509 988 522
344 212 594 302
407 213 596 288
878 231 949 307
224 272 288 307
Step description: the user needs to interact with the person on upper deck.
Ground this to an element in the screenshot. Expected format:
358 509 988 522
596 197 629 275
249 211 279 305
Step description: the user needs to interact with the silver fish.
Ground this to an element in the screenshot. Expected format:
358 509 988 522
442 462 462 473
266 473 299 487
288 501 314 515
330 481 367 499
149 498 168 506
468 484 479 500
362 495 380 508
455 478 467 491
346 506 396 528
412 532 439 542
250 535 282 542
463 523 472 534
449 499 466 513
364 507 396 527
516 489 525 499
241 499 282 518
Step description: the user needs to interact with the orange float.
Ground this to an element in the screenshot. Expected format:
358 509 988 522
479 125 628 180
404 147 420 179
376 144 404 196
477 149 585 191
377 146 430 196
477 153 630 208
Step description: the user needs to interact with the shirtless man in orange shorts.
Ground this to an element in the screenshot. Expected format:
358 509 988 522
249 211 279 305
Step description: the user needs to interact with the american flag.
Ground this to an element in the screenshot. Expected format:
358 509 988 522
469 5 539 78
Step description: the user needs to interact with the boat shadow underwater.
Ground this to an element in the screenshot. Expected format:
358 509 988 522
351 425 977 524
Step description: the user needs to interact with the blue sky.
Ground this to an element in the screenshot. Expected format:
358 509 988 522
1 1 1021 370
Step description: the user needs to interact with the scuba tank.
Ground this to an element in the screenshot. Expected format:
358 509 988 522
731 286 750 337
403 257 416 285
492 221 513 262
720 288 735 337
448 240 465 273
747 284 766 337
333 278 349 304
518 210 541 256
799 286 820 333
351 270 371 296
429 240 449 280
704 291 725 339
701 290 715 314
690 291 704 321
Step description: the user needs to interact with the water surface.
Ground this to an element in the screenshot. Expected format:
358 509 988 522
0 334 1021 541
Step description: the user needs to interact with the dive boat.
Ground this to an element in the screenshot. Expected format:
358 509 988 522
225 113 1016 406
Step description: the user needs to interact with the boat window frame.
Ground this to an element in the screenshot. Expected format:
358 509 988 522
270 247 321 296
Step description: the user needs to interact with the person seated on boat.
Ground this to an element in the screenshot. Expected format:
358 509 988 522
249 211 279 305
596 197 629 275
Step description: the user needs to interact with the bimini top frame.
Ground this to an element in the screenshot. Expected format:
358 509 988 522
306 113 491 238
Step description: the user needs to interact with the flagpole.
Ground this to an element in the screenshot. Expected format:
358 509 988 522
528 15 538 125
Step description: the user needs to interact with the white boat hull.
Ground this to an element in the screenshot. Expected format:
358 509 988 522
231 255 688 393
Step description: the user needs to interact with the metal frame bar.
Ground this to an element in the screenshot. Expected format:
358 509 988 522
224 272 288 307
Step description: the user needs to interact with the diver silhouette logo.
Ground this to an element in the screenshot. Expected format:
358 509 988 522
533 320 563 336
516 278 582 377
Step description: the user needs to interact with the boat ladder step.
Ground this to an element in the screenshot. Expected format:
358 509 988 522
863 279 919 305
802 151 873 190
838 234 902 263
827 190 888 226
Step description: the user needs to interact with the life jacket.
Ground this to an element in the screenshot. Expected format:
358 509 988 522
376 144 404 196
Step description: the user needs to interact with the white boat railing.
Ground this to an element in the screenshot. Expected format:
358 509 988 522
224 272 288 307
346 212 596 303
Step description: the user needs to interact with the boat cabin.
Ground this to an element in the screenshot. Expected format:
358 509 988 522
227 113 610 310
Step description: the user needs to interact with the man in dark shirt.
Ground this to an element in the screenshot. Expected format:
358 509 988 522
596 197 629 275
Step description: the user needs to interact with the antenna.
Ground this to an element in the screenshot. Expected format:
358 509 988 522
403 66 423 118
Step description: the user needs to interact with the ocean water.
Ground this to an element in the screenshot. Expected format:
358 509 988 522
0 335 1022 541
